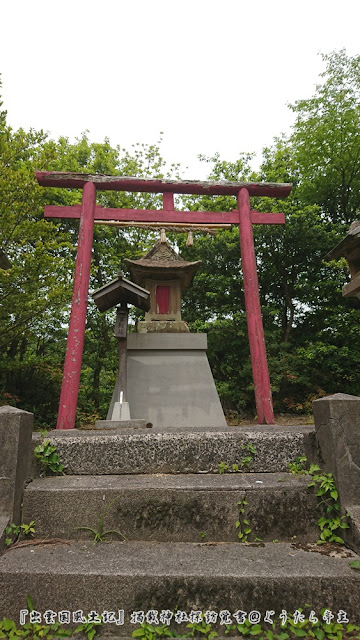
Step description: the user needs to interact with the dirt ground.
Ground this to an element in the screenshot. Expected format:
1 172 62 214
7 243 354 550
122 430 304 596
227 413 314 427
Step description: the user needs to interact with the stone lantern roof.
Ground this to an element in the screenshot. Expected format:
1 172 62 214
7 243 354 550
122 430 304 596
124 238 201 290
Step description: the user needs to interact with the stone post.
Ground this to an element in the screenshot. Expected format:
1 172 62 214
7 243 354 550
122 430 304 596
0 406 33 530
313 393 360 504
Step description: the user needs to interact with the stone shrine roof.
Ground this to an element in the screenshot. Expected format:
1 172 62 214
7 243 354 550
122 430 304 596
125 239 201 290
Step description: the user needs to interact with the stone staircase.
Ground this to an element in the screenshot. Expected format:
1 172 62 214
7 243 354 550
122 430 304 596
0 417 360 638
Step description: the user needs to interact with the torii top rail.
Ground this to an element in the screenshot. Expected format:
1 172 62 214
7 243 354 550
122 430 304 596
36 171 292 429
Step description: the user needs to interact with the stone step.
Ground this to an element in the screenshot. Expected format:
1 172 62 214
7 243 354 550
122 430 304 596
0 541 359 634
31 425 316 476
23 473 319 543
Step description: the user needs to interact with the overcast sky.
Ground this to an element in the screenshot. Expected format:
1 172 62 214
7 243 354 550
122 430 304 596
1 0 359 178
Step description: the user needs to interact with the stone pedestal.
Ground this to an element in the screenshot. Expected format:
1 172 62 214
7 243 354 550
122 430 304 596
106 333 227 428
313 393 360 505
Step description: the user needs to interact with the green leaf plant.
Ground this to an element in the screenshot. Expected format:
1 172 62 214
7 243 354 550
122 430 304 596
218 444 257 475
74 496 127 546
129 609 360 640
288 456 350 545
224 606 360 639
33 439 65 476
236 498 262 544
132 622 178 639
0 594 101 639
5 521 35 547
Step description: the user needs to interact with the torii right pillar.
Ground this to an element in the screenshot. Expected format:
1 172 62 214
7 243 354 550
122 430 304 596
238 188 274 424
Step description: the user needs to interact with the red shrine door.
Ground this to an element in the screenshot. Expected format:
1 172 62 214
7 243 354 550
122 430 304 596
156 285 171 314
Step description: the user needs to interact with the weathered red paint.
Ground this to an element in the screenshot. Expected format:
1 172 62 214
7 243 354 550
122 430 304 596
238 188 275 425
56 182 96 430
36 171 292 198
44 204 285 226
163 192 175 210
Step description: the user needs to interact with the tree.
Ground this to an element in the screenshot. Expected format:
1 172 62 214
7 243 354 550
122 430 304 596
289 49 360 225
0 95 180 425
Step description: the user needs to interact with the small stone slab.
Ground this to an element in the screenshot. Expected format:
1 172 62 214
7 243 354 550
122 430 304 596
94 420 148 430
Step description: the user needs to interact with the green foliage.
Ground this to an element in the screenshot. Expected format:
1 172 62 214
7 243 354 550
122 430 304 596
0 618 100 639
33 440 64 475
131 611 360 640
288 455 308 476
235 498 262 544
218 461 230 475
288 456 350 544
5 520 35 547
307 465 350 545
350 560 360 571
289 49 360 224
0 594 101 639
186 620 218 640
218 444 257 474
235 498 251 542
73 621 101 640
132 623 178 639
74 496 127 545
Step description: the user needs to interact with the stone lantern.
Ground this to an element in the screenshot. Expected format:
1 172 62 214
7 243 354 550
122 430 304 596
124 233 201 333
105 231 227 429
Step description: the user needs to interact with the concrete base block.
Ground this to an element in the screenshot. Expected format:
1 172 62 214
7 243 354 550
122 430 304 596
94 420 148 430
107 334 227 428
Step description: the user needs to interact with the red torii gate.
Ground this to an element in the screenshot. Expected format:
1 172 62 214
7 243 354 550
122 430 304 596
36 171 292 429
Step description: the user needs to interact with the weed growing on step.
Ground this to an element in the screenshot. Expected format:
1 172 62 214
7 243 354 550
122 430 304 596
224 607 360 639
0 594 101 639
186 619 218 639
5 521 35 547
34 439 65 476
218 444 257 474
288 456 350 545
132 622 178 639
236 498 262 544
288 455 308 475
0 618 100 639
74 496 127 546
131 611 360 640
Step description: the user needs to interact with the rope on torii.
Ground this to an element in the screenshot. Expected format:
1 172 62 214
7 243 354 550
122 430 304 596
94 219 233 245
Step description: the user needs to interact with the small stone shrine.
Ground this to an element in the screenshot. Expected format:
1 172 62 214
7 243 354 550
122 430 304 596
125 230 201 333
107 231 227 428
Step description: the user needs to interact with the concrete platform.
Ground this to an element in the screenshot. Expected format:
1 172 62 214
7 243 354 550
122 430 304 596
108 333 227 428
30 426 317 476
22 473 319 542
0 541 359 631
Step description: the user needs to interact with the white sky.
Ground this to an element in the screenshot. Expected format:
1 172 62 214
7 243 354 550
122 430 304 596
1 0 359 178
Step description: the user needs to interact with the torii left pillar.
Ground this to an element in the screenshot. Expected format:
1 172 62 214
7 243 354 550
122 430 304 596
56 182 96 429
